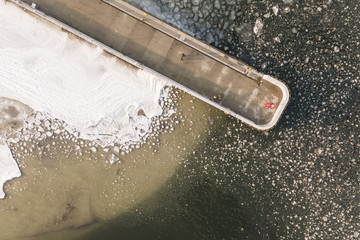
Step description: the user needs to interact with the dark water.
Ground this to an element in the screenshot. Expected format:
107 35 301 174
82 0 359 239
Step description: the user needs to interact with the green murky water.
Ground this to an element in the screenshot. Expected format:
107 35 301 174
1 91 225 240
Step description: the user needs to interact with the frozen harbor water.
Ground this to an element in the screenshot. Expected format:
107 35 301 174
101 0 360 239
1 0 359 239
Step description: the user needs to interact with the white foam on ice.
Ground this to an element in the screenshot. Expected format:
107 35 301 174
0 1 167 197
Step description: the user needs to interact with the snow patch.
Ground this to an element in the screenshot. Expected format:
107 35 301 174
0 142 21 199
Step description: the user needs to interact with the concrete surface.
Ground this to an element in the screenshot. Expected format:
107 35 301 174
19 0 289 128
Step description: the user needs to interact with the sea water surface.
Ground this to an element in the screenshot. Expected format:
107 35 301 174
83 0 359 239
2 0 360 240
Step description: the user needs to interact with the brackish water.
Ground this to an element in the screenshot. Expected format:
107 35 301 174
2 0 359 239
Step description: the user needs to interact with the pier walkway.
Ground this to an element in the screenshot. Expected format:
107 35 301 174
19 0 289 129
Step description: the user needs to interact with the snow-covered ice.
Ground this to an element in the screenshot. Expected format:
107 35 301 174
0 0 168 198
0 142 21 199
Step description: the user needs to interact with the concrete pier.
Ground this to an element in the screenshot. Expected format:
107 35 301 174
16 0 289 130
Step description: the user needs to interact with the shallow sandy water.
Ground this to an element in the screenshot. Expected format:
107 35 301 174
0 90 221 240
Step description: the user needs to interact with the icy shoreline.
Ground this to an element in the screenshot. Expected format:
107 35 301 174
0 0 167 198
0 142 21 199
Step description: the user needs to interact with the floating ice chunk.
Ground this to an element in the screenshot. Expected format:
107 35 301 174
167 109 176 117
315 147 325 156
229 10 236 21
0 142 21 199
109 154 120 164
283 0 293 4
191 0 201 6
174 13 181 21
253 18 264 36
214 0 221 9
46 131 53 137
44 120 50 128
114 147 120 153
272 5 279 16
7 138 16 144
205 32 215 44
235 23 252 42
